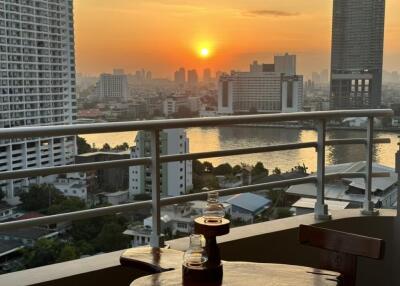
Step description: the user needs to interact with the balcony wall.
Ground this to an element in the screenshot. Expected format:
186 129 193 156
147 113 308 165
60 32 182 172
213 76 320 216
0 209 398 286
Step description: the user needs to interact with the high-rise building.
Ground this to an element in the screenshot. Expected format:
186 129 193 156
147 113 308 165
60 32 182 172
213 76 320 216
281 75 304 113
187 69 198 87
113 69 125 76
174 68 186 85
0 0 77 200
330 0 385 109
274 53 296 76
129 129 192 198
218 61 303 115
203 68 212 82
146 71 152 81
95 70 129 100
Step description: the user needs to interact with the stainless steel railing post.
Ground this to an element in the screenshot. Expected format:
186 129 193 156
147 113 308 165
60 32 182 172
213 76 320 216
361 117 379 215
314 119 331 220
150 129 164 247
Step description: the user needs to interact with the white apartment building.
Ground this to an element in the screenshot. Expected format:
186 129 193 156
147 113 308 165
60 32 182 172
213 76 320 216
53 172 87 201
0 0 77 201
129 129 193 198
282 75 303 113
218 59 303 115
218 70 282 114
95 71 128 100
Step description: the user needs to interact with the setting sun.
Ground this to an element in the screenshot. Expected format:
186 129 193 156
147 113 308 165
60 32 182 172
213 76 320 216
199 48 210 58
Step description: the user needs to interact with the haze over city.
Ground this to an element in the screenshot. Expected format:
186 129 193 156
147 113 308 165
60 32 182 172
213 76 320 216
74 0 400 77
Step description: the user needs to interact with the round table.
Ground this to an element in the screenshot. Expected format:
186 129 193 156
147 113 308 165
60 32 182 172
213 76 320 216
131 261 340 286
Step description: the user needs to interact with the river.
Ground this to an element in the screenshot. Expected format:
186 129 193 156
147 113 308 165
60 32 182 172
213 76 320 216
81 127 398 172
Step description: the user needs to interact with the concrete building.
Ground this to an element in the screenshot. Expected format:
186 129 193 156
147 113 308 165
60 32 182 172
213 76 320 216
53 173 87 201
274 53 296 76
282 75 304 113
330 0 386 109
187 70 198 87
96 71 129 100
0 0 77 201
0 203 18 222
129 129 193 198
218 60 303 114
292 198 350 216
124 201 231 247
98 191 129 206
174 68 186 85
203 68 212 82
75 151 130 194
287 162 397 209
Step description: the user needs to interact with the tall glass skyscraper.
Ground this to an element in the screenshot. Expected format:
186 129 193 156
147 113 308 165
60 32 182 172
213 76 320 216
0 0 77 200
330 0 385 110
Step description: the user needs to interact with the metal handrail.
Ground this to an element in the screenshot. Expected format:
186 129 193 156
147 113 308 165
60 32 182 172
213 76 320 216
0 109 393 139
0 171 388 232
0 138 389 181
0 109 394 247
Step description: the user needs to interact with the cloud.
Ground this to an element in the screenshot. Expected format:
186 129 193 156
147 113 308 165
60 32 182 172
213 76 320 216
243 9 300 17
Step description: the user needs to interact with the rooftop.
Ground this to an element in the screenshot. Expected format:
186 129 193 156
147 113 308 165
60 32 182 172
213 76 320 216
287 161 398 206
0 227 57 241
221 193 271 213
292 198 350 210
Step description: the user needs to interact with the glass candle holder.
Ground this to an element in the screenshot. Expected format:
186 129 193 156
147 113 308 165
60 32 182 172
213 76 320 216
183 234 208 269
203 191 225 224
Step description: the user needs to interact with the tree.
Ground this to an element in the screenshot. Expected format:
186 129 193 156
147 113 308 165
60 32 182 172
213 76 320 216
232 165 242 175
101 143 111 151
23 239 61 268
47 197 86 215
193 160 205 175
76 136 92 154
56 245 79 263
114 142 129 151
20 184 64 212
252 162 268 176
203 161 214 173
267 189 285 207
213 163 233 176
272 167 282 175
0 187 4 201
275 207 293 219
94 222 130 252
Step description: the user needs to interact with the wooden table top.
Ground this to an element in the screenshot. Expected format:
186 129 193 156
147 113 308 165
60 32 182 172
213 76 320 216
131 261 340 286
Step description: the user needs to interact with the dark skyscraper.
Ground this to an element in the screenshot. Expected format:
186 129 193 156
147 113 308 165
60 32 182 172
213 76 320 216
330 0 385 110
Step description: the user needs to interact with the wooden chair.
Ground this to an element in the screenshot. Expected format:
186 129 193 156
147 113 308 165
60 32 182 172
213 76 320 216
299 224 385 286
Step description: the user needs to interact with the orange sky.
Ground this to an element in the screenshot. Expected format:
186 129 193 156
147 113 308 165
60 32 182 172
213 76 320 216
74 0 400 77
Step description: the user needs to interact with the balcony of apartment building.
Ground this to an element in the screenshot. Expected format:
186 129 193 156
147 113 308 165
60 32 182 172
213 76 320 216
0 109 399 286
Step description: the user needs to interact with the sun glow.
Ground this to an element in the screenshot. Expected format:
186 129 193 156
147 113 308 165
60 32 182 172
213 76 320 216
200 47 210 58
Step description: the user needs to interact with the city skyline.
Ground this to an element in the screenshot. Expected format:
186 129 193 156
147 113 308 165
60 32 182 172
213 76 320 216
74 0 400 77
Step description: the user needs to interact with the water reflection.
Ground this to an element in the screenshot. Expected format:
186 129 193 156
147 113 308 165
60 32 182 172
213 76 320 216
81 127 398 172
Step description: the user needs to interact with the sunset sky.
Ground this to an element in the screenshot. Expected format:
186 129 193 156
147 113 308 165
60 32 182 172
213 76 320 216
74 0 400 78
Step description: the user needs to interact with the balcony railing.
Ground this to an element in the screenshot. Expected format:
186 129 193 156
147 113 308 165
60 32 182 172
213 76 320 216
0 109 394 248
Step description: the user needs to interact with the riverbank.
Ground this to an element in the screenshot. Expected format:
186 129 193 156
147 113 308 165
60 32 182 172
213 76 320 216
238 123 400 133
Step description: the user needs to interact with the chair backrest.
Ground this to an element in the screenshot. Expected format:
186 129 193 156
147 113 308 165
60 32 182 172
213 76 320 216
299 224 385 286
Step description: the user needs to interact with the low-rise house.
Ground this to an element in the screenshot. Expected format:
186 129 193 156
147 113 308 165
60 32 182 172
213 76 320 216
0 203 19 222
221 193 271 223
124 201 232 247
291 198 350 216
0 226 60 271
97 190 129 206
53 173 87 201
286 162 398 209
